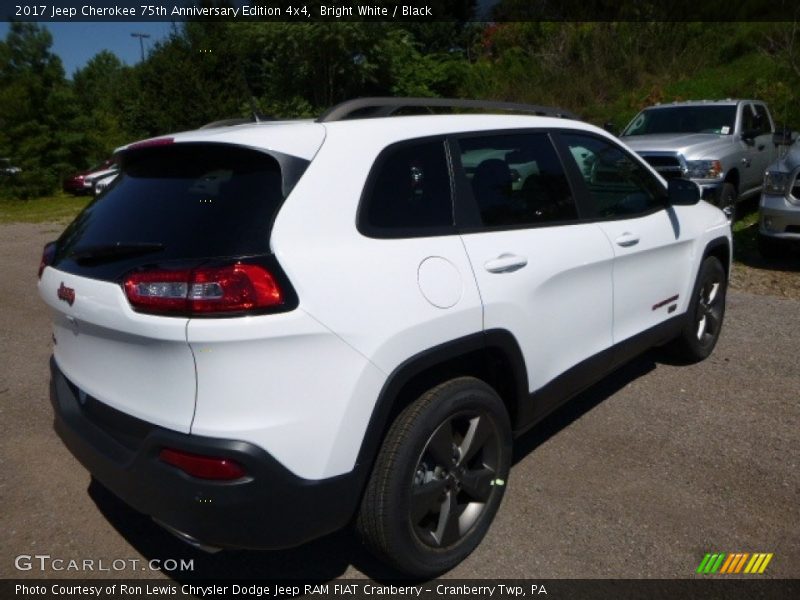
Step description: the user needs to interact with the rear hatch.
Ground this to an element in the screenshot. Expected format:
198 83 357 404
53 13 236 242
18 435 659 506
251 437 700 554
39 140 312 433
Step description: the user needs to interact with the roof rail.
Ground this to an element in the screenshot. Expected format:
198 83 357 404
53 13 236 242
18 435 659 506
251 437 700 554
317 97 579 123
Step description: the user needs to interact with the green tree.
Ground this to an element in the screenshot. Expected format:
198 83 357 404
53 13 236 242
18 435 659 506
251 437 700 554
0 22 75 198
69 51 137 166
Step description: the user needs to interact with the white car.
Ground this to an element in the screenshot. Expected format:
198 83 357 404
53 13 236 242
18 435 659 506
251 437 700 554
92 172 118 196
38 98 731 576
83 163 119 193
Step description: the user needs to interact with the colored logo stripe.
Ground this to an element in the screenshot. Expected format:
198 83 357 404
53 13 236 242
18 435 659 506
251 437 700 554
698 552 773 574
720 553 749 573
745 553 774 574
697 553 726 573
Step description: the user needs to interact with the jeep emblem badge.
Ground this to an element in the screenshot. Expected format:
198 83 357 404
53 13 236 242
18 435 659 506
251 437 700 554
57 282 75 306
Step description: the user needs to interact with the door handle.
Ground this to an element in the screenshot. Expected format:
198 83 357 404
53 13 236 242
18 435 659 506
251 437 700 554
484 253 528 273
615 232 640 247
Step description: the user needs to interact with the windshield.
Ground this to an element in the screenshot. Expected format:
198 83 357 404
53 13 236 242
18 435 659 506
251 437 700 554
623 105 737 136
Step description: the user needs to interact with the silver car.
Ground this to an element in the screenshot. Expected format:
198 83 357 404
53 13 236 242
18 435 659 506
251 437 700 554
759 137 800 258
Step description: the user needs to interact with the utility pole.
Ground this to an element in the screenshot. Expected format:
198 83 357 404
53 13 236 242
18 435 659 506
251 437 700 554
130 32 151 62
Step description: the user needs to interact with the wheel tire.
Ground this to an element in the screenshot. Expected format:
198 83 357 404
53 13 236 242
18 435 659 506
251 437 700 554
717 182 737 222
356 376 512 577
665 256 727 363
758 233 783 260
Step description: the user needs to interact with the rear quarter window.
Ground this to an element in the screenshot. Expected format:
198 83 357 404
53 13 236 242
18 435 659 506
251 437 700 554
358 139 454 238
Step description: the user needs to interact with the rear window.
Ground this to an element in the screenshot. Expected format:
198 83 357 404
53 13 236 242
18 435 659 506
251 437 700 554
55 143 307 275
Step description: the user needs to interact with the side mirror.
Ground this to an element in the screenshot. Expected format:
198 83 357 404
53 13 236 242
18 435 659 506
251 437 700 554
603 121 617 135
773 126 793 146
668 178 701 206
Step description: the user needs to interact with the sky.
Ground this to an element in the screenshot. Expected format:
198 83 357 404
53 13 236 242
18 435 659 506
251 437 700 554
0 22 174 78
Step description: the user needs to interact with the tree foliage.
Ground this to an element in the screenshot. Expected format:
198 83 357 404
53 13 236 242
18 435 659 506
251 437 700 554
2 17 800 200
0 23 74 198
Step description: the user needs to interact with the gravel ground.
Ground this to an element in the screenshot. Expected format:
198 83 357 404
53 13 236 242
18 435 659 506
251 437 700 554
1 222 798 581
731 262 800 301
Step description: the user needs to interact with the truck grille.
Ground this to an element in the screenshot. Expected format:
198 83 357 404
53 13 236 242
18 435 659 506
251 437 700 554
639 154 685 180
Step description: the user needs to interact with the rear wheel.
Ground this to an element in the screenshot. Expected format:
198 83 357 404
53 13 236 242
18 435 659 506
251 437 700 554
665 256 727 362
356 377 512 577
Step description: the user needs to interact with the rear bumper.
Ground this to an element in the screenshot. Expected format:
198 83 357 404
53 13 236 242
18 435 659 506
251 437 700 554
49 357 363 550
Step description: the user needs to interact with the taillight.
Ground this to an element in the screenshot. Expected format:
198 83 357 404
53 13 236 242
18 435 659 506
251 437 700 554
159 448 247 481
123 263 283 315
38 242 56 279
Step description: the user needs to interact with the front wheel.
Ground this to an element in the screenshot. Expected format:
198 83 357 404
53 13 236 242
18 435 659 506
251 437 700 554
665 255 727 362
717 182 737 222
356 377 512 577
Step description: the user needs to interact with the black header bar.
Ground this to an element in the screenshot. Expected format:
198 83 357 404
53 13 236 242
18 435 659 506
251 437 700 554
2 0 799 23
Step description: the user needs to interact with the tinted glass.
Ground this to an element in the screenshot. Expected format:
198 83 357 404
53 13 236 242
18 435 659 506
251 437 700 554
755 105 770 134
362 140 453 233
562 133 666 217
623 106 737 136
743 104 770 136
458 133 577 227
55 144 296 269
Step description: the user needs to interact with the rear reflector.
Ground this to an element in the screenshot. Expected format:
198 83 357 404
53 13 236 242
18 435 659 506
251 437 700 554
38 242 56 279
159 448 247 481
123 263 283 315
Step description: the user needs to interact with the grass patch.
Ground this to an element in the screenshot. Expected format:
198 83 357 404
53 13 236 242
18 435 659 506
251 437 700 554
0 193 90 224
732 207 760 262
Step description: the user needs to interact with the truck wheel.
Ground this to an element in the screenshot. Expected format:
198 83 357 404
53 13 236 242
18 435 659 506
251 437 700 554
717 182 737 222
665 256 727 363
356 377 512 577
758 234 783 260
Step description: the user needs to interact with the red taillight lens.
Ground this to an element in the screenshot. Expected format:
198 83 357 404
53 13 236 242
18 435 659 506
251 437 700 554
159 448 246 481
38 242 56 279
123 263 283 315
190 264 282 313
124 269 189 312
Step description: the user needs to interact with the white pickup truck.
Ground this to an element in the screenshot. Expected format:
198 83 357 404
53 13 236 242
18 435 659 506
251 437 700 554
621 99 778 220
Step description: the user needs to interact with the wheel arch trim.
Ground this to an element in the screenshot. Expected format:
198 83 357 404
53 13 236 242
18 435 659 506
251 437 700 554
701 235 732 276
352 329 528 484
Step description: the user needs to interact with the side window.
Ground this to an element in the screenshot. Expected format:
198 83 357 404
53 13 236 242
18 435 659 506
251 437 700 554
457 133 578 227
361 140 453 236
741 105 756 133
741 104 769 136
754 105 771 135
561 133 666 218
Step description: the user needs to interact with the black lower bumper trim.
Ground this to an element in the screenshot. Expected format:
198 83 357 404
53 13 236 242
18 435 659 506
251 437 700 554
49 357 363 550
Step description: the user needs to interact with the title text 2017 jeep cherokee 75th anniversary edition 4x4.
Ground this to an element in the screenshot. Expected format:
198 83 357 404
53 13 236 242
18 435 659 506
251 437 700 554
39 98 731 576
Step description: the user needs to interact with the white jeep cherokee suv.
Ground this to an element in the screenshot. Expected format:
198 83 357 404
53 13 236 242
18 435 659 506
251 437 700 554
38 98 731 577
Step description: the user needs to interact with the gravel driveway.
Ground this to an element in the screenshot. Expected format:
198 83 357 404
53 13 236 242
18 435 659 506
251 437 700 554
1 222 798 581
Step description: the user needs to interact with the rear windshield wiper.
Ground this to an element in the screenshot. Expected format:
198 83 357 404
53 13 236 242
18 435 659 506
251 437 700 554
70 242 165 262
